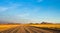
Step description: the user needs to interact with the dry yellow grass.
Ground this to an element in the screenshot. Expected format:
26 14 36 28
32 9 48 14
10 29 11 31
30 24 60 29
0 25 20 31
0 24 60 32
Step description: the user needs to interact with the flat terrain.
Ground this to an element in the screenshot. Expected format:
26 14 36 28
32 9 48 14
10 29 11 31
30 24 60 29
0 25 20 31
0 24 60 33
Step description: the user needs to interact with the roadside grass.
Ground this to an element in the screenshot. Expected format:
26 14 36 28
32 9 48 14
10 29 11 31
0 25 20 31
29 24 60 30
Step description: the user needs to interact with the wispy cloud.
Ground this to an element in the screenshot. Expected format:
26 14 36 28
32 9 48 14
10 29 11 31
0 7 8 12
17 13 30 18
8 4 21 10
0 3 22 12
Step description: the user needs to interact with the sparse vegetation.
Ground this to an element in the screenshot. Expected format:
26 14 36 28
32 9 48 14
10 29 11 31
0 23 60 33
0 25 20 31
30 24 60 30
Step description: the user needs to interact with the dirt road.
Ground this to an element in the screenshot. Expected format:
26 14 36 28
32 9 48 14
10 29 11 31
0 25 60 33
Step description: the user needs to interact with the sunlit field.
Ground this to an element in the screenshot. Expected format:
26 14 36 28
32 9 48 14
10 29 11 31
0 24 60 33
0 24 60 31
0 25 20 31
29 24 60 30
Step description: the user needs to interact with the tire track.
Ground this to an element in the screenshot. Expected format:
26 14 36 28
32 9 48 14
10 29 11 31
30 26 53 33
1 26 19 33
1 27 17 33
23 26 30 33
16 26 27 33
0 25 60 33
29 26 58 33
28 26 44 33
26 27 37 33
24 26 36 33
10 26 20 33
32 26 60 33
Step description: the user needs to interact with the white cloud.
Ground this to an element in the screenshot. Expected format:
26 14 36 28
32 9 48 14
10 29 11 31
17 13 29 18
0 7 8 12
0 3 22 12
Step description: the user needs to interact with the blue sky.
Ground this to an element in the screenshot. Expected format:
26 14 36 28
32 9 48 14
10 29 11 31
0 0 60 23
